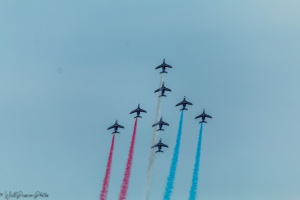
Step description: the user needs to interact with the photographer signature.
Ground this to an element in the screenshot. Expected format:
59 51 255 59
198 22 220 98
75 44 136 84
0 191 48 199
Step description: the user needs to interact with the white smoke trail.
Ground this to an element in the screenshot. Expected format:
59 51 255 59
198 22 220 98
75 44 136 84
144 73 164 200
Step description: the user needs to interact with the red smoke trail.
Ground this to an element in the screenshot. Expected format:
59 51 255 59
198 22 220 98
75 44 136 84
100 134 116 200
119 118 138 200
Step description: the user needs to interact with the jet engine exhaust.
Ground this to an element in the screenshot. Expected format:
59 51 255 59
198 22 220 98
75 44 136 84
100 134 116 200
163 110 184 200
144 73 164 200
119 118 138 200
188 123 203 200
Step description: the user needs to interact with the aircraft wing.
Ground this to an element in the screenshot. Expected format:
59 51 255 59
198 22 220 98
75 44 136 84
186 101 193 105
152 122 159 127
195 114 204 119
176 102 183 106
165 64 172 68
164 87 171 92
162 122 169 126
205 114 212 118
118 125 124 129
130 109 137 114
154 88 160 93
140 108 147 113
155 64 163 69
151 144 158 148
162 143 168 148
107 125 114 130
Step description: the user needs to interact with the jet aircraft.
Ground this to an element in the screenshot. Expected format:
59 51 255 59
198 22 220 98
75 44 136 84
195 109 212 123
130 104 147 118
152 116 169 131
151 138 168 153
107 120 124 134
175 96 193 111
155 59 173 74
154 82 171 97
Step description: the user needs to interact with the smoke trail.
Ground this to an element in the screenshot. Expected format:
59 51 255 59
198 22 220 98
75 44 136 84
119 118 138 200
100 134 116 200
144 73 164 200
163 110 184 200
188 123 203 200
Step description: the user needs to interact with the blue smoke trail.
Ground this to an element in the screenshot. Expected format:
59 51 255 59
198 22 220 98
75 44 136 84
188 123 203 200
163 110 184 200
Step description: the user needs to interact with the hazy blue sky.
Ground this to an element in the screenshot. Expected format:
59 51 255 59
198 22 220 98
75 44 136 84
1 0 300 199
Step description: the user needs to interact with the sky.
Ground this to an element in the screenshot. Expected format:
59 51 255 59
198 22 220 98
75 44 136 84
1 0 300 199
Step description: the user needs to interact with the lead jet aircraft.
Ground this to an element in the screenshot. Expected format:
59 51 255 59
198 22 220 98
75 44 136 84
151 138 168 153
107 120 124 134
155 59 173 74
155 59 172 74
152 116 169 131
154 82 171 97
195 109 212 123
130 104 147 118
175 96 193 111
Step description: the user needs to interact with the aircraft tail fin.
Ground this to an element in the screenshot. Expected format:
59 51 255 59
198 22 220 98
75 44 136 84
157 128 164 131
180 108 188 111
200 121 207 124
134 116 142 118
159 94 167 97
156 150 163 153
160 71 168 74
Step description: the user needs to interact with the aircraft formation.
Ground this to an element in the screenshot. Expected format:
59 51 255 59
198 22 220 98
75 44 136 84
101 59 212 200
106 59 212 152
